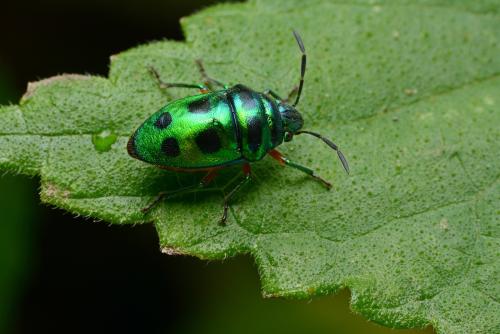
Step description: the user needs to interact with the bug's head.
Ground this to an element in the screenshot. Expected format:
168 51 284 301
278 103 303 140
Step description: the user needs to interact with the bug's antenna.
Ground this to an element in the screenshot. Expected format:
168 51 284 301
292 30 306 107
295 130 350 174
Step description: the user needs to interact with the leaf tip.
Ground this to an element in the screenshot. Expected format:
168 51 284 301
21 74 92 102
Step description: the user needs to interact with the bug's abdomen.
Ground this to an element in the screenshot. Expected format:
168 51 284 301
128 92 242 169
227 85 283 162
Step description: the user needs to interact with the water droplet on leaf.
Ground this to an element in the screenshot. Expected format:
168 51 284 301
92 129 117 152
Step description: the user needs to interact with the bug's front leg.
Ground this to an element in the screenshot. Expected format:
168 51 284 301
268 149 332 189
263 87 298 104
263 89 284 101
283 85 299 103
220 163 252 225
142 169 219 213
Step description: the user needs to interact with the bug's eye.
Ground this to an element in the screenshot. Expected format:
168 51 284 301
284 132 293 142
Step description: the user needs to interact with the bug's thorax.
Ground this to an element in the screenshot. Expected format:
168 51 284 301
277 102 304 140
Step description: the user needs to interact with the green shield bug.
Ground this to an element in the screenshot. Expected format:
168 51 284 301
128 31 349 224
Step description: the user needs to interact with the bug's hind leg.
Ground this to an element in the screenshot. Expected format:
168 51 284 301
142 169 219 213
220 163 252 225
148 66 209 93
268 149 332 189
196 59 229 90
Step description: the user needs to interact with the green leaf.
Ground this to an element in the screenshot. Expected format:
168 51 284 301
1 0 499 332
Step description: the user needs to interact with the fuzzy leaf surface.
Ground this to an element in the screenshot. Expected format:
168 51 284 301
0 1 499 333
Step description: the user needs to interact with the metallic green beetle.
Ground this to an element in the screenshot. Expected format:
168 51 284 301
128 31 349 224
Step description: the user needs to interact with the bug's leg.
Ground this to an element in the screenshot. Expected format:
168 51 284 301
220 163 252 225
148 66 209 93
195 59 229 90
263 89 284 101
268 149 332 189
264 87 299 103
142 169 219 213
283 85 299 103
141 187 192 213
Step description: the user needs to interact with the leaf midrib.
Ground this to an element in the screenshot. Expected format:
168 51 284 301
4 72 500 143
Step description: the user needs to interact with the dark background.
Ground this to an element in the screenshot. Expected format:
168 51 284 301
0 1 434 333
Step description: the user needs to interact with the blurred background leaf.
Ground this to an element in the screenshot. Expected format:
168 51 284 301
0 67 36 334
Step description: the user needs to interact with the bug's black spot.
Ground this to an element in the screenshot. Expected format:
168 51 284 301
161 137 181 157
127 135 140 159
247 117 262 152
188 97 211 113
155 112 172 129
195 128 221 154
238 90 257 109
